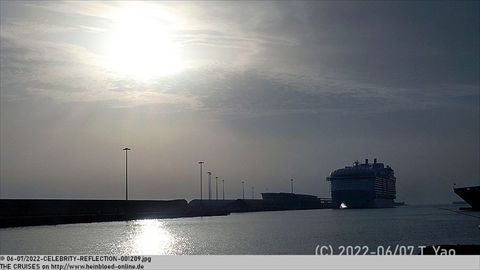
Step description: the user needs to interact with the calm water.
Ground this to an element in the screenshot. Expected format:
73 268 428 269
1 205 479 254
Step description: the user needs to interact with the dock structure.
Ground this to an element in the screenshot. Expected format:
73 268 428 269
1 194 332 228
0 199 188 228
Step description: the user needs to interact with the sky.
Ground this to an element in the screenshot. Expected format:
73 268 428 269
0 1 479 204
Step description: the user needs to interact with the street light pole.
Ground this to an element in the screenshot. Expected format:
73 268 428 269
123 147 131 201
198 161 204 200
290 178 294 194
222 179 225 200
242 181 245 200
215 176 219 200
252 186 254 199
207 172 212 200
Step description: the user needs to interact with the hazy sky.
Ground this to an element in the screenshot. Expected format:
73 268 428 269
1 1 479 204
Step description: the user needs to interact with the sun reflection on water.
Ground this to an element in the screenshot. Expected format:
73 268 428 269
131 219 174 254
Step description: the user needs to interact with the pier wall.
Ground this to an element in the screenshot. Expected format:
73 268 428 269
1 198 332 228
0 199 188 228
186 198 331 215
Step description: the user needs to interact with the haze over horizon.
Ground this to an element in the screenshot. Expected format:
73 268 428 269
1 1 479 204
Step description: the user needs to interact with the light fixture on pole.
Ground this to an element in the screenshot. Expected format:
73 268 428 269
198 161 204 200
241 181 245 200
123 147 131 201
207 172 212 200
215 176 219 200
290 178 294 194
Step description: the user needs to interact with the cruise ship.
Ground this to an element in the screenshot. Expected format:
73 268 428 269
326 158 396 208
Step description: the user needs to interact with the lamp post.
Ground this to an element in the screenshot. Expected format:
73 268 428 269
207 172 212 200
198 161 204 200
123 147 131 201
290 178 294 194
222 179 225 200
251 186 254 199
241 181 245 200
215 176 219 200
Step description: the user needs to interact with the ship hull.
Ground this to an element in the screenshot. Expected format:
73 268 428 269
332 190 394 208
454 186 480 210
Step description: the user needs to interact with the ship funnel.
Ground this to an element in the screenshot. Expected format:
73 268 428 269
365 159 369 164
374 158 377 164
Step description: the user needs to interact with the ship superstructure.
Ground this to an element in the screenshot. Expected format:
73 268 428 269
327 158 396 208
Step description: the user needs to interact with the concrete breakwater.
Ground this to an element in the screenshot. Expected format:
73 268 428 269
1 197 332 228
0 199 188 228
187 197 331 215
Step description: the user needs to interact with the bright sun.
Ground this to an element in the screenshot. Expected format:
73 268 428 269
105 4 184 80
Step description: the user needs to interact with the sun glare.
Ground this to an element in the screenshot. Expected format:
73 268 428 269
105 4 185 80
133 219 174 254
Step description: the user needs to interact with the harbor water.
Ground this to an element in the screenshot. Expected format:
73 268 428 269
1 205 479 255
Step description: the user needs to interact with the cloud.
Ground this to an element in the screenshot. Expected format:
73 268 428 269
1 1 478 115
22 1 120 20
